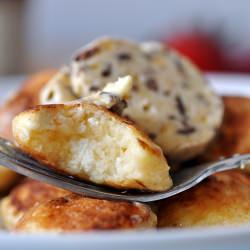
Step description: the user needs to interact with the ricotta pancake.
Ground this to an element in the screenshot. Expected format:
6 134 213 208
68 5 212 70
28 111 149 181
0 179 69 229
16 193 157 232
200 96 250 163
157 170 250 227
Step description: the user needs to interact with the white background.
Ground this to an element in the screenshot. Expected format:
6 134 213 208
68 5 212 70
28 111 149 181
22 0 250 72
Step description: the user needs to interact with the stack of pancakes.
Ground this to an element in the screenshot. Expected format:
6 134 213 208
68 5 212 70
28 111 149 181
0 39 250 233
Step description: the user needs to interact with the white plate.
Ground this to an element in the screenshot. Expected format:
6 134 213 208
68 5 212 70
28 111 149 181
0 73 250 250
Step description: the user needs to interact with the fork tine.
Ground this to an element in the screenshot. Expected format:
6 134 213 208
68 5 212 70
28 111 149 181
0 137 45 168
1 137 250 203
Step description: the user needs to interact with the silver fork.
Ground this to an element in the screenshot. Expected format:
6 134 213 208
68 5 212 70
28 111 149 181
0 137 249 203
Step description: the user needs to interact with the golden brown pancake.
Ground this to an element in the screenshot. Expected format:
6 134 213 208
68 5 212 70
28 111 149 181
16 193 157 232
157 97 250 228
157 170 250 227
0 70 55 140
12 101 172 192
200 96 250 162
0 178 69 229
0 167 20 194
0 70 55 193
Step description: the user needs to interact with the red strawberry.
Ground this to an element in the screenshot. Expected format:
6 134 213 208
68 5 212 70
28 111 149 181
223 50 250 73
163 30 224 71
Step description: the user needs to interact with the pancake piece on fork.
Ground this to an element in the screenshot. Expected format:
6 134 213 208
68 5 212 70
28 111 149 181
12 76 172 191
